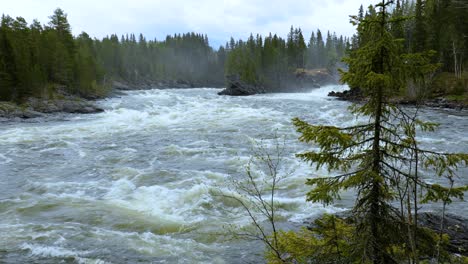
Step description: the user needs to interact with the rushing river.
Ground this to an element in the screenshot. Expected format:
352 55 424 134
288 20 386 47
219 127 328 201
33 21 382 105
1 86 467 263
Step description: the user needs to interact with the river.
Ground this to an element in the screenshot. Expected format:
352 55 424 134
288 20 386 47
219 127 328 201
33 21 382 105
1 85 467 263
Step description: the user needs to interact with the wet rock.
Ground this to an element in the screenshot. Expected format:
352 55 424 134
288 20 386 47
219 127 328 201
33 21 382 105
218 75 266 96
295 69 336 87
218 69 339 96
113 78 223 90
418 212 468 255
22 109 45 118
0 96 103 120
328 88 466 110
423 98 466 110
328 88 363 101
112 81 132 90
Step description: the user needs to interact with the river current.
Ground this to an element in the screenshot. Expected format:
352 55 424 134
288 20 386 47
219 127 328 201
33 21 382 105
1 86 467 263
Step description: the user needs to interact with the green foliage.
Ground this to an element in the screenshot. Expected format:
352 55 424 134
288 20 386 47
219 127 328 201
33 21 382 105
225 27 348 91
347 0 468 97
0 9 226 103
0 9 106 101
292 1 467 263
96 32 224 85
266 215 354 264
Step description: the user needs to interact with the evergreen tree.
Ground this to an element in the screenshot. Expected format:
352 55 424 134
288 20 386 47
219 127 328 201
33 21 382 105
413 0 427 52
316 29 326 67
293 1 467 263
0 15 17 101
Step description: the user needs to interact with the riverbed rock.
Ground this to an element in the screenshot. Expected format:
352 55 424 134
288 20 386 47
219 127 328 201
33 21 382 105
218 75 266 96
295 69 336 87
113 79 223 90
328 88 467 110
112 81 132 90
0 96 104 119
423 98 466 110
218 69 339 96
328 88 363 101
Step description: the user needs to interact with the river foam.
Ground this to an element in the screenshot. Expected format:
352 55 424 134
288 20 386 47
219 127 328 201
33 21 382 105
1 85 466 263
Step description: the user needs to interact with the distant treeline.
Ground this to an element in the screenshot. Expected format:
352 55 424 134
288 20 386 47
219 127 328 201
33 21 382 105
2 0 465 103
0 9 224 102
0 8 350 102
225 27 349 89
350 0 467 95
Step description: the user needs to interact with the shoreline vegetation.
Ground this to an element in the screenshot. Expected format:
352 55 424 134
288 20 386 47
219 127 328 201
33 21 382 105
1 4 467 119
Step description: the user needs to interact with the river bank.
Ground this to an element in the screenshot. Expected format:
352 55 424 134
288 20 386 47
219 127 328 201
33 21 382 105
328 88 468 110
0 95 104 120
304 211 467 256
0 78 225 120
218 69 337 96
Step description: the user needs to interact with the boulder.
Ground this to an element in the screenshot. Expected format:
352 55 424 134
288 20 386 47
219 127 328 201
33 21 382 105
328 88 363 101
218 75 266 96
22 109 45 118
112 81 132 90
295 69 336 87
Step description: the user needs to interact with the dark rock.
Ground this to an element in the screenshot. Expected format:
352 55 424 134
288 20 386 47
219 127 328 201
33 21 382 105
418 212 468 255
295 69 335 87
218 69 339 96
328 88 363 101
218 75 266 96
22 109 45 118
423 98 465 110
0 94 104 120
59 100 103 114
328 88 466 110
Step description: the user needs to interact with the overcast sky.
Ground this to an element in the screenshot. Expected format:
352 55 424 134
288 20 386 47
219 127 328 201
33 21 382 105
2 0 374 47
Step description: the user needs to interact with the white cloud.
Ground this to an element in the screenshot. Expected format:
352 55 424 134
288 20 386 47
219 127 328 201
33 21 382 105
1 0 375 46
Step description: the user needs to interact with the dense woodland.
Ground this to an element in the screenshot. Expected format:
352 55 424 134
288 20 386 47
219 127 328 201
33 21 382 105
224 28 348 90
0 9 224 102
0 0 467 103
255 1 468 263
224 0 468 95
349 0 468 97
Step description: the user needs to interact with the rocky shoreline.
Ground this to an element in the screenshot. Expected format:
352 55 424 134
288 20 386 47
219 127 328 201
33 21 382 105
0 79 225 120
0 95 104 120
304 211 467 256
328 88 467 110
217 75 266 96
218 69 337 96
113 79 224 91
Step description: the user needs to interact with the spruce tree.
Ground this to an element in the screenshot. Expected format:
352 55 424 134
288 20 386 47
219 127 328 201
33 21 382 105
293 1 467 263
0 15 17 101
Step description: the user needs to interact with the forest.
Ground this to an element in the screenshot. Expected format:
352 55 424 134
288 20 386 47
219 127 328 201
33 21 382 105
350 0 468 98
224 28 348 91
0 9 224 102
0 1 467 263
0 8 346 102
1 0 466 103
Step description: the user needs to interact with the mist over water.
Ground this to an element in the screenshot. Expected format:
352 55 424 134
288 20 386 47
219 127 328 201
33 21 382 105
1 86 467 263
